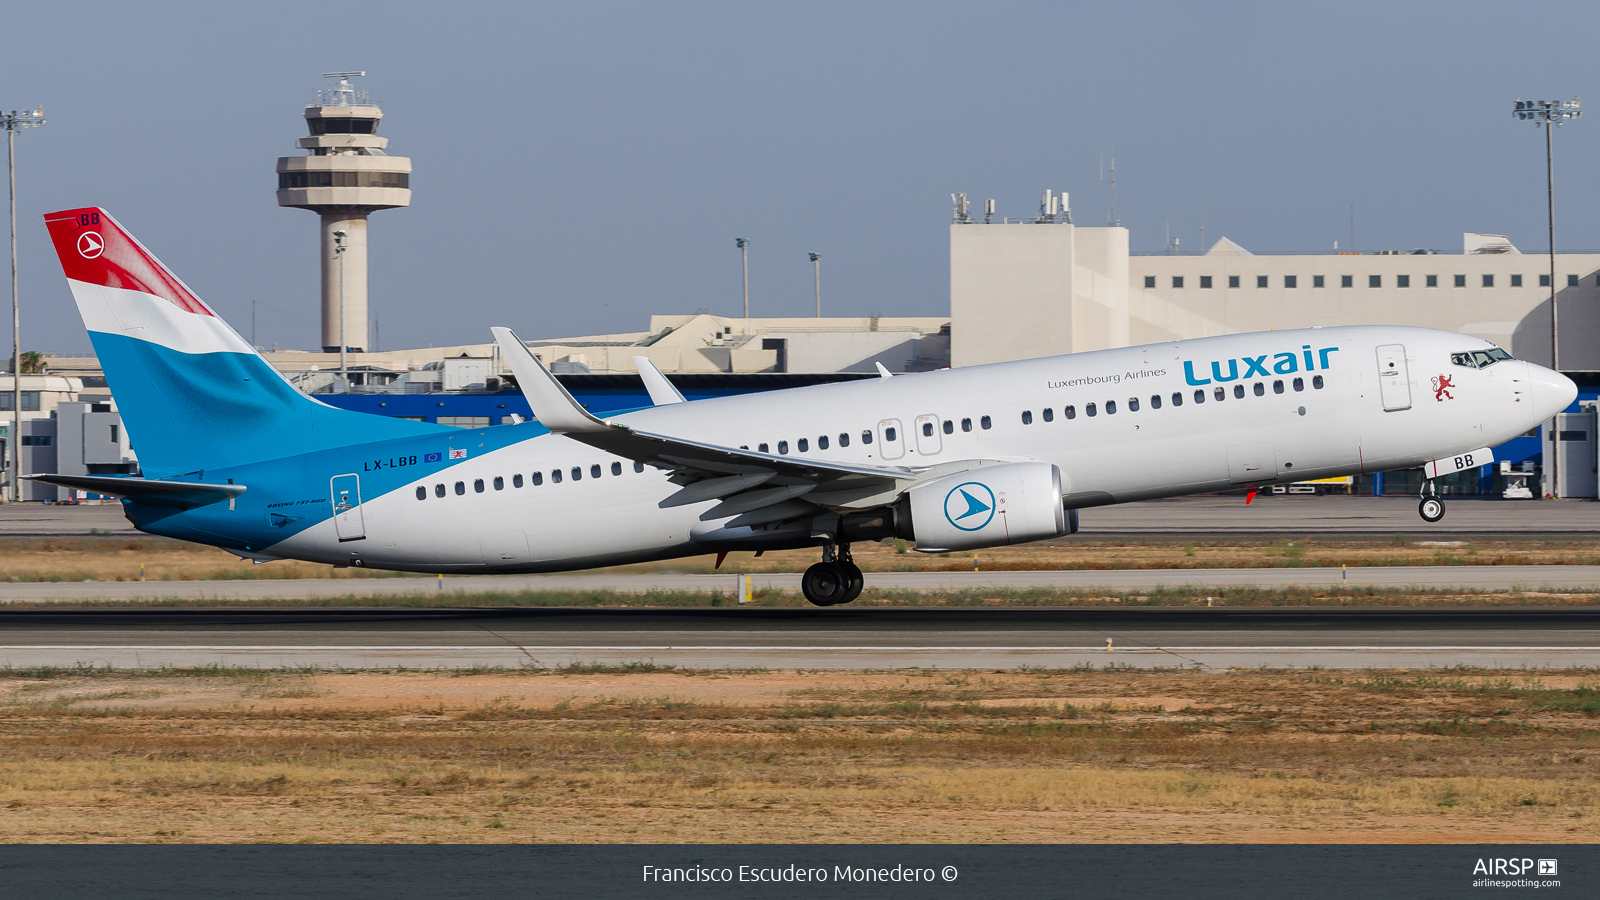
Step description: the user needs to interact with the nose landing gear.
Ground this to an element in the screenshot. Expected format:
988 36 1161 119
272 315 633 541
801 542 865 607
1418 480 1445 523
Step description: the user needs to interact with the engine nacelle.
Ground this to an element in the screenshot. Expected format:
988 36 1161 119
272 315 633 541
902 461 1066 552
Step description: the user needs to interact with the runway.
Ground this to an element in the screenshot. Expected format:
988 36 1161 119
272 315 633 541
5 564 1600 604
3 607 1598 670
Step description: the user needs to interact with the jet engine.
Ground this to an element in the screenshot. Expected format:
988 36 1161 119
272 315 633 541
900 461 1067 552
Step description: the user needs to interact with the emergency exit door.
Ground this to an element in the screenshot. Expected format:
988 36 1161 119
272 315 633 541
1375 344 1412 411
330 473 366 542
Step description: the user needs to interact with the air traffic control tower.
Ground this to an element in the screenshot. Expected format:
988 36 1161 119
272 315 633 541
276 72 411 352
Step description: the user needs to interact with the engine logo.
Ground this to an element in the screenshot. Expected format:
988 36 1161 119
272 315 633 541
943 481 996 531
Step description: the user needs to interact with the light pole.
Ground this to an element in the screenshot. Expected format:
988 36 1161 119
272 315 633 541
736 237 749 327
3 107 45 504
1513 97 1581 498
809 253 821 317
332 229 347 392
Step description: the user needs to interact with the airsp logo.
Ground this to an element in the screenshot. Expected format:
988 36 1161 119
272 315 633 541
77 231 104 259
943 481 996 531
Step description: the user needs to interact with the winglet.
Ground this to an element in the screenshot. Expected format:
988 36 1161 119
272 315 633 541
633 356 686 405
491 327 612 433
875 362 893 379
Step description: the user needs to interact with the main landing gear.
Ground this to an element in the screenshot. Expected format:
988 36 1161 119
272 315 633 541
1418 480 1446 523
801 542 864 607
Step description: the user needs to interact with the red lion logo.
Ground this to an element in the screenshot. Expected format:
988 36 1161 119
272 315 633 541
1431 374 1454 401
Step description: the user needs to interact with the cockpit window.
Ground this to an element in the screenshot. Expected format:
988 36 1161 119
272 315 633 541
1453 347 1514 369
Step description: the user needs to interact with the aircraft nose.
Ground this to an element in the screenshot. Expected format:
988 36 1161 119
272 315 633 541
1528 363 1578 420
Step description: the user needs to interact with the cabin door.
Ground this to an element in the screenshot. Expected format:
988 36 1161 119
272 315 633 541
330 473 366 542
1376 344 1412 411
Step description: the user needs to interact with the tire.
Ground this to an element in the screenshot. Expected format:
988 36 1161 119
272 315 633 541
801 562 850 607
837 560 865 605
1418 497 1445 523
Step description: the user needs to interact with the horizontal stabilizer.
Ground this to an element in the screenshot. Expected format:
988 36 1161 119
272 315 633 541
24 474 245 509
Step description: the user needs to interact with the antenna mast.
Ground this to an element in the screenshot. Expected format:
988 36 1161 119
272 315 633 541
1100 141 1119 226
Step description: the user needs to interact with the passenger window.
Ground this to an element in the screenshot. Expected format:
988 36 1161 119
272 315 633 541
1194 390 1205 404
612 462 622 475
884 428 896 442
1214 387 1225 401
1293 377 1304 392
1313 375 1324 389
552 470 562 484
1106 400 1117 414
840 433 851 447
434 483 446 497
980 416 992 430
1233 385 1245 399
415 486 426 500
1253 382 1264 396
1171 392 1182 407
942 420 953 434
474 478 485 493
922 422 934 436
634 461 645 472
961 418 973 431
532 472 544 486
862 430 873 444
798 438 809 452
1128 397 1140 412
493 476 504 491
1150 394 1162 409
759 443 769 453
571 467 582 481
778 440 789 454
1086 403 1097 417
1041 408 1053 422
820 435 831 449
591 464 602 479
1021 411 1033 425
1064 406 1076 419
455 481 466 495
1272 380 1284 394
513 473 524 487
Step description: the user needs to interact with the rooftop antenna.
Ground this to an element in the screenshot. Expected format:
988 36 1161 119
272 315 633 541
1100 142 1119 226
984 198 994 224
951 193 971 224
1060 190 1071 224
318 71 369 107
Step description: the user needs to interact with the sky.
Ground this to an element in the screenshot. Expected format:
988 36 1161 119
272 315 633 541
4 0 1600 355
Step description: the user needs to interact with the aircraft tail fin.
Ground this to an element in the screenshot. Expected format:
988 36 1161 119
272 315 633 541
43 207 446 478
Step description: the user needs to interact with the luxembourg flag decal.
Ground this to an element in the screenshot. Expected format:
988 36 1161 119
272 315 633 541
448 449 468 460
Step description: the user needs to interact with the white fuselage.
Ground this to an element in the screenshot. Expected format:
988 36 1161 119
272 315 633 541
259 325 1560 572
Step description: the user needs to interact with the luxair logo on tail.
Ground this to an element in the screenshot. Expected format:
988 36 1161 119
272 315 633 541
1184 345 1340 385
944 482 996 531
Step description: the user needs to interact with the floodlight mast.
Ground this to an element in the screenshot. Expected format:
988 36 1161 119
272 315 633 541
809 253 821 317
1512 97 1581 499
2 106 45 504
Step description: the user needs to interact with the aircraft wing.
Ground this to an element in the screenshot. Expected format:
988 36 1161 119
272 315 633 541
494 327 915 526
24 474 245 509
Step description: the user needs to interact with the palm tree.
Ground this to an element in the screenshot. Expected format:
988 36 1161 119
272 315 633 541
18 351 45 375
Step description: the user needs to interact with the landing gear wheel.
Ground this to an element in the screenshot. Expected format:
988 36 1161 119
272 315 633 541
802 562 851 607
1418 497 1446 523
837 560 865 605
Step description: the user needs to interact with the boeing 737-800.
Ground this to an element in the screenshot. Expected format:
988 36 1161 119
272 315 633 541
28 208 1577 606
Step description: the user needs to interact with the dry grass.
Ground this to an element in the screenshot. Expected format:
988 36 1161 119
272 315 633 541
6 535 1600 585
0 668 1596 843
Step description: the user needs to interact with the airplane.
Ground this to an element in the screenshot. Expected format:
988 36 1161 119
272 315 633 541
28 207 1577 606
